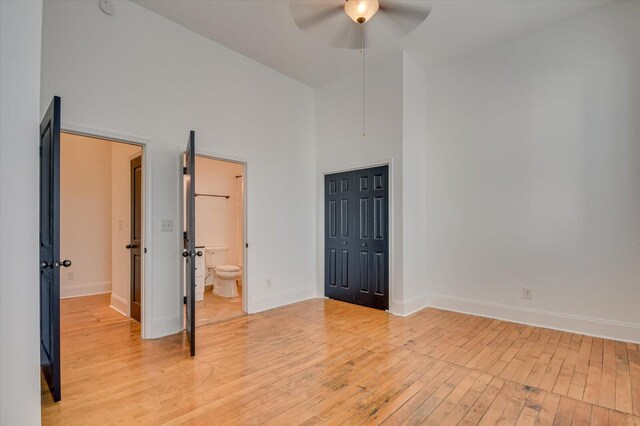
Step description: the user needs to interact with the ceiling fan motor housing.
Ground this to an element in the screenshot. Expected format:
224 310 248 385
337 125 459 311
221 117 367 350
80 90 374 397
344 0 380 24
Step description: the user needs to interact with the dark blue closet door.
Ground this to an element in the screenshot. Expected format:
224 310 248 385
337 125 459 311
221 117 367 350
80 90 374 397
324 165 388 310
354 166 389 310
324 171 356 303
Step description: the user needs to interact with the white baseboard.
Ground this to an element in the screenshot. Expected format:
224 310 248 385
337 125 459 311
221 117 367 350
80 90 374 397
109 294 128 317
389 293 430 317
60 281 111 299
150 315 182 339
248 286 317 314
418 293 640 344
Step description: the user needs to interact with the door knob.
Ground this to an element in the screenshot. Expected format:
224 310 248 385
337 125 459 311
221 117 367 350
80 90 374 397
41 260 71 269
182 251 189 258
342 241 348 245
126 244 137 249
196 251 203 257
362 243 367 247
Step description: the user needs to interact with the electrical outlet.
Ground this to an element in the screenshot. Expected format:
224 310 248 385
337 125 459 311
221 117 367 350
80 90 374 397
67 271 74 280
266 278 272 288
160 219 173 232
523 288 533 300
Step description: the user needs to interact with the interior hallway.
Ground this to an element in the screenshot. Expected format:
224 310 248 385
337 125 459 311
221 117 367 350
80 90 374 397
42 296 640 424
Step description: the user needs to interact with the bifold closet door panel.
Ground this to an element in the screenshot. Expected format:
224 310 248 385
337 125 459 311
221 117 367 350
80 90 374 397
325 171 356 303
354 166 389 310
325 165 388 310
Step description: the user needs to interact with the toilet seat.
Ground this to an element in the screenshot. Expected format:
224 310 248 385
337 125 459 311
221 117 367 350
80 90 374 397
215 265 241 272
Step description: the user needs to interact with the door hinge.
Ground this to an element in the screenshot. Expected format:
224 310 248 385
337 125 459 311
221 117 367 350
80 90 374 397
183 166 188 175
245 243 248 248
183 296 187 304
144 247 147 254
39 145 43 157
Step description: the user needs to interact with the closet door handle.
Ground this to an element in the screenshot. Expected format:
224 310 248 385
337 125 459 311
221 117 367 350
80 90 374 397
361 243 367 247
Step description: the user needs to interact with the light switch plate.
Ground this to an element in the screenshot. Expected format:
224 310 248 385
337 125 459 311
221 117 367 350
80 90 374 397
161 220 173 232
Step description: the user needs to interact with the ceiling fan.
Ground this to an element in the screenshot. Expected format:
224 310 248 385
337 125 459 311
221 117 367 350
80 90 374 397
290 0 431 49
291 1 430 136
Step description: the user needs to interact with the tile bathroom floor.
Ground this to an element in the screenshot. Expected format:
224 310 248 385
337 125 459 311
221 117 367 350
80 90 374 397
195 284 244 327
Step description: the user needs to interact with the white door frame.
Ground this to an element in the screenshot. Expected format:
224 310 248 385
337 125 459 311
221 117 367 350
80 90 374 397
61 123 153 338
317 158 396 313
181 147 250 317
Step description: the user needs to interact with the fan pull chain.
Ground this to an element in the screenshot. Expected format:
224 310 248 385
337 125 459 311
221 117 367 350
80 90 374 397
362 22 366 137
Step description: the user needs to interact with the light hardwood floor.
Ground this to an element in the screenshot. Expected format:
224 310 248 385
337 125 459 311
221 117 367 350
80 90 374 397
42 294 640 425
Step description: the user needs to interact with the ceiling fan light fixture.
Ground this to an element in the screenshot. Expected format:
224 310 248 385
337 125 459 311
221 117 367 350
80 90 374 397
344 0 379 24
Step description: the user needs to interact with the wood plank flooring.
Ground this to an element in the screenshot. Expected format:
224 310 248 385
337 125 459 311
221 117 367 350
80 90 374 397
42 295 640 425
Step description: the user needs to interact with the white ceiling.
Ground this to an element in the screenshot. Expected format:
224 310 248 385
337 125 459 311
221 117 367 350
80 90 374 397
132 0 612 88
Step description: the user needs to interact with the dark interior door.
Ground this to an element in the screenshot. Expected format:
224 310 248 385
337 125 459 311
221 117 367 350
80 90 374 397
40 96 63 402
325 171 356 303
129 156 142 322
353 166 389 310
183 131 197 356
324 166 389 310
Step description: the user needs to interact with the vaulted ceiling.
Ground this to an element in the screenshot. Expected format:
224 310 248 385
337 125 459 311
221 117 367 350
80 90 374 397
132 0 611 87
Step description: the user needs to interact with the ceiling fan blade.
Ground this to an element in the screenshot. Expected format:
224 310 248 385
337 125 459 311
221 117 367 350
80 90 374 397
329 19 363 49
290 0 371 50
290 1 344 31
378 0 431 36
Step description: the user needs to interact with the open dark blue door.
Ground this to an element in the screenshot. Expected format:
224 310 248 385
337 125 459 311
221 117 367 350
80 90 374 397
183 131 199 356
40 96 71 402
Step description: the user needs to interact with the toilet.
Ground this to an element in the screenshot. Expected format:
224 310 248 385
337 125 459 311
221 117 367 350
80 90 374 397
205 247 242 298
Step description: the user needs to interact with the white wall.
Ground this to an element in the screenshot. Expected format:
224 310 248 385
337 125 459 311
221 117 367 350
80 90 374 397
60 134 113 298
0 1 43 424
401 53 428 315
60 133 141 308
111 142 142 315
315 51 405 313
41 0 316 336
195 157 243 277
421 1 640 342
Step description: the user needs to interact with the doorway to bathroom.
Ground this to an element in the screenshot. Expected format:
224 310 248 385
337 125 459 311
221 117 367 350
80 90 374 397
193 155 246 327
